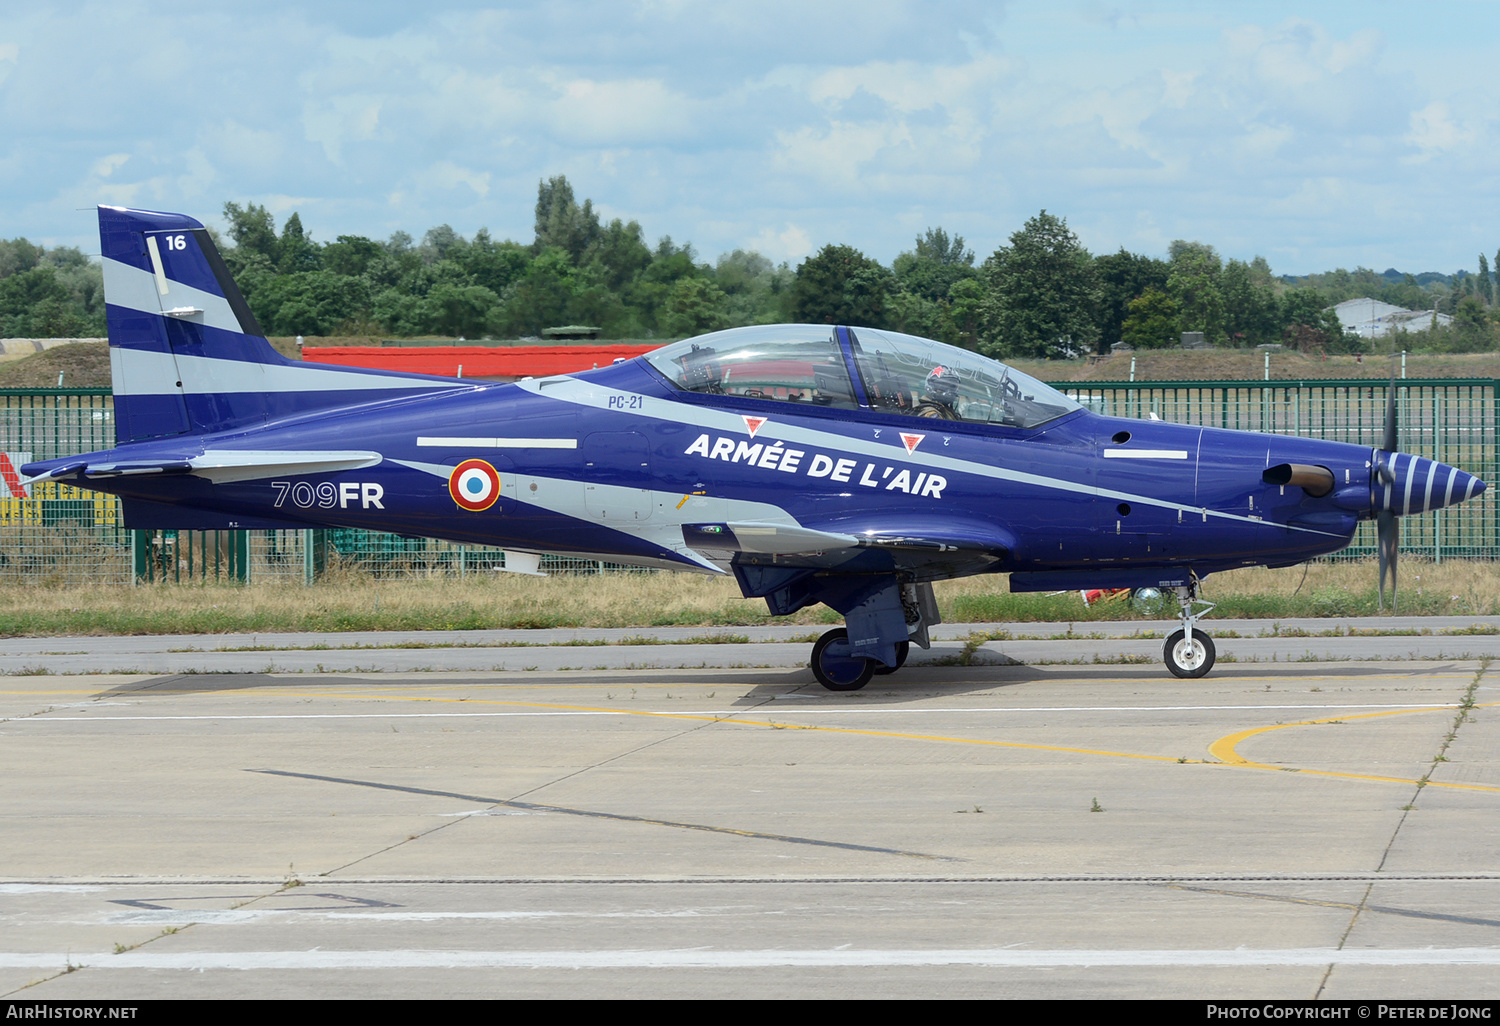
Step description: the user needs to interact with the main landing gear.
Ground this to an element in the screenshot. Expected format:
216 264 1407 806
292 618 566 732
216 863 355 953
1164 583 1216 678
810 629 911 691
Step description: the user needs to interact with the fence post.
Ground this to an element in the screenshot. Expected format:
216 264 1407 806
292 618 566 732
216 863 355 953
302 529 328 584
132 529 149 584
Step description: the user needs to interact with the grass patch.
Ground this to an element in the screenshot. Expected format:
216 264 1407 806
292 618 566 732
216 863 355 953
0 560 1493 638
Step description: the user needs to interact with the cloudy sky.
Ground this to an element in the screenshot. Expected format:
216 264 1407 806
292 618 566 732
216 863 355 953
2 1 1496 275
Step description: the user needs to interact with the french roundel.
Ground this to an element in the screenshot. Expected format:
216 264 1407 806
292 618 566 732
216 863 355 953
448 459 501 511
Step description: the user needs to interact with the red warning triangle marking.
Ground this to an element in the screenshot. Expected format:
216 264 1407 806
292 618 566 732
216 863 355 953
743 416 767 438
900 432 925 454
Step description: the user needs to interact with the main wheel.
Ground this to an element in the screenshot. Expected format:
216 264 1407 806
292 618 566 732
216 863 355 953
871 640 910 676
1164 628 1215 678
811 628 875 691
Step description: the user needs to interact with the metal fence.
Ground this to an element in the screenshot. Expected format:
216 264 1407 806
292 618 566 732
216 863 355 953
3 379 1496 585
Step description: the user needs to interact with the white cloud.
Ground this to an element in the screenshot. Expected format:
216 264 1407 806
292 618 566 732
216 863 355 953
773 121 918 190
302 96 382 164
2 3 1499 272
547 77 695 145
807 55 1015 115
1404 101 1473 160
90 153 130 178
1159 70 1196 109
415 161 491 199
748 222 813 263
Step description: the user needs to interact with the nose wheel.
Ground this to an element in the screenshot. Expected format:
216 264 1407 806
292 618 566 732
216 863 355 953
1164 583 1217 679
1164 628 1215 678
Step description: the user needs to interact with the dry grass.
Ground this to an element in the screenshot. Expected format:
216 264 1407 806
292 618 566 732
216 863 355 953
1010 348 1499 383
0 560 1495 637
0 342 112 388
0 570 833 637
3 339 1494 393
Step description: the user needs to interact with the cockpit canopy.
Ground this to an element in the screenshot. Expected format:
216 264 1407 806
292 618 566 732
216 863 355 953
644 324 1081 430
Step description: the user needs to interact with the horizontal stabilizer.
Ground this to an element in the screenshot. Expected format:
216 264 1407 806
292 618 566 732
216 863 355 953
22 449 382 486
183 449 382 484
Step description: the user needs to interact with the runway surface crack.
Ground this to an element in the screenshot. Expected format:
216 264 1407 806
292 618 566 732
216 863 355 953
1315 657 1491 999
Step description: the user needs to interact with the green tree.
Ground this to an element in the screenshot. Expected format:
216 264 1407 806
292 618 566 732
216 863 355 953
0 266 82 337
946 277 985 349
222 201 279 276
893 226 978 305
714 249 794 326
419 282 500 338
420 225 466 265
460 230 530 297
1278 289 1353 353
249 271 371 336
584 218 652 293
1120 288 1181 349
277 212 322 274
0 238 44 279
1092 248 1169 350
791 244 892 326
1165 240 1225 345
977 210 1099 359
885 291 946 341
533 175 601 263
660 277 731 337
1220 258 1280 346
322 235 384 278
498 247 579 336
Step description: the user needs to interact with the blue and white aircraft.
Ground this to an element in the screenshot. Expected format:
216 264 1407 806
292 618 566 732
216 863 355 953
22 206 1490 689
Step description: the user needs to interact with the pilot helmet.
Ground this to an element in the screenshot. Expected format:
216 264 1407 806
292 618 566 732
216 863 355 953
924 365 958 403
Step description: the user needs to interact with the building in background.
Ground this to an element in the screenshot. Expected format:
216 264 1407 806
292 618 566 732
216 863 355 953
1331 298 1452 339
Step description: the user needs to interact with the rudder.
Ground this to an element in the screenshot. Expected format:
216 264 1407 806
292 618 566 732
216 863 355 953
99 205 462 446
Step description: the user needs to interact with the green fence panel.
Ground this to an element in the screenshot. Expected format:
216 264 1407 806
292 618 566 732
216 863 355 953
4 380 1496 584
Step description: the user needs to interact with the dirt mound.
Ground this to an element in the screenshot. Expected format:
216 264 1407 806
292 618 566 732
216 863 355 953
0 342 111 388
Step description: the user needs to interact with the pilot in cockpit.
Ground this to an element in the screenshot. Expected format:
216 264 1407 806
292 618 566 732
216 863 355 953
915 365 961 420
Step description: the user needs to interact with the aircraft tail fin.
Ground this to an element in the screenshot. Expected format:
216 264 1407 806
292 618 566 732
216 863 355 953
99 205 463 446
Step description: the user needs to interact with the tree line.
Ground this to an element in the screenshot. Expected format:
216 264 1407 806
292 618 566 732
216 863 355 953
1 176 1496 356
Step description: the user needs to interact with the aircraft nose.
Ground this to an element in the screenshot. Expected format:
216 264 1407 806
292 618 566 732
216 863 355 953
1375 452 1487 515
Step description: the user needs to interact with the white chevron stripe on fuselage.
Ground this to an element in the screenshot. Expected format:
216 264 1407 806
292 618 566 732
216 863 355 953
513 376 1348 540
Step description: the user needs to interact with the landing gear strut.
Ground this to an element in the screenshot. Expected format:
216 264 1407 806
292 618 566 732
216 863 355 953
1164 583 1216 678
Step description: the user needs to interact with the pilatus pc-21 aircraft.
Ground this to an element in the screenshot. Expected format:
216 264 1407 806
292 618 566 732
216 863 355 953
23 206 1490 689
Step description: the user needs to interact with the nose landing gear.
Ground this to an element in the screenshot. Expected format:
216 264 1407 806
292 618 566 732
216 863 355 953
1164 583 1216 678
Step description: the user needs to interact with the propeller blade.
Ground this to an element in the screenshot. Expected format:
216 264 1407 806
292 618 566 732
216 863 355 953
1376 509 1398 613
1383 365 1398 454
1377 364 1399 612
